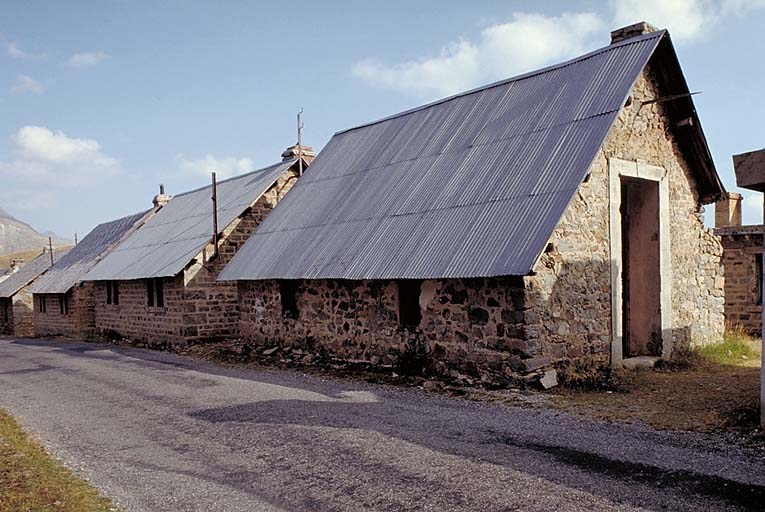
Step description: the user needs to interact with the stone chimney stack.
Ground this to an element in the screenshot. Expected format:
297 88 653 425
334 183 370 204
152 184 172 208
610 21 658 44
9 258 24 273
282 143 317 165
716 192 743 227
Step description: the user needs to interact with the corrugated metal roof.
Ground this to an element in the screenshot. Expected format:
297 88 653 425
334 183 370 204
84 160 296 281
0 249 70 298
31 211 149 294
219 31 667 281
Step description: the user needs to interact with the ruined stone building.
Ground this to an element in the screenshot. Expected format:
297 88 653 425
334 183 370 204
219 24 726 381
31 211 150 338
83 147 312 346
715 150 765 336
0 249 68 336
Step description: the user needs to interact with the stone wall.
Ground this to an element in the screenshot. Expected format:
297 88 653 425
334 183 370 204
93 170 298 347
34 283 96 338
239 277 533 379
716 229 763 335
524 66 724 361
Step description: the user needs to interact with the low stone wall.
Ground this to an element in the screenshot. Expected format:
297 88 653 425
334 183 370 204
238 277 534 379
34 283 96 338
717 228 763 335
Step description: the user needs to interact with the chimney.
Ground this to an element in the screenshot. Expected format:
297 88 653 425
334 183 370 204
9 258 24 273
152 184 172 208
715 192 743 227
611 21 658 44
282 143 317 165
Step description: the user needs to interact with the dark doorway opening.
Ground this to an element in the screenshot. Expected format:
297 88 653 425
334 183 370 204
621 177 662 357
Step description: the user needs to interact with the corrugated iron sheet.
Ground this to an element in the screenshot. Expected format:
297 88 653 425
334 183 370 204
0 249 70 298
31 211 149 294
219 32 666 281
84 160 296 281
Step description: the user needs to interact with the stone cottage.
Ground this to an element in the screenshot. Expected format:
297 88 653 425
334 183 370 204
715 151 765 336
83 146 312 346
0 249 68 337
31 211 150 338
219 23 726 380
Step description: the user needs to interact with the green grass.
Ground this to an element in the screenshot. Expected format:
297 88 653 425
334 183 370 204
0 408 115 512
695 329 762 367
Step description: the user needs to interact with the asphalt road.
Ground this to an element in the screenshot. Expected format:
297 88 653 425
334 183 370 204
0 338 763 512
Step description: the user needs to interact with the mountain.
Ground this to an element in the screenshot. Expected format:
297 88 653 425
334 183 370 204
0 207 71 256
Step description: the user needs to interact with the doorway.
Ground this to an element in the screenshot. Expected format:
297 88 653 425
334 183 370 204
608 158 672 365
621 177 662 357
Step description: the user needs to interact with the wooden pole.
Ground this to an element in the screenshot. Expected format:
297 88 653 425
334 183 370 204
211 172 219 259
297 108 304 176
48 236 54 266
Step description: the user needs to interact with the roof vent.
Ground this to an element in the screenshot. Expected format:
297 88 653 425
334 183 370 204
610 21 657 44
152 184 172 208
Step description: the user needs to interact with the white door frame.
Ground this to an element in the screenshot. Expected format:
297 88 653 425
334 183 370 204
608 158 673 364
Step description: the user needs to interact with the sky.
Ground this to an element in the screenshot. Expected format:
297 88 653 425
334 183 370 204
1 0 764 239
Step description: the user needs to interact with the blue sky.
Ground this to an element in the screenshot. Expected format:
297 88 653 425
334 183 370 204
1 0 764 238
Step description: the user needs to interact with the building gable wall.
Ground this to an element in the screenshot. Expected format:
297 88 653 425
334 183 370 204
524 66 724 362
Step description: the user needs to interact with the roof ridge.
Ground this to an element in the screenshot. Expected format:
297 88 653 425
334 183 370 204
172 159 294 198
335 30 666 136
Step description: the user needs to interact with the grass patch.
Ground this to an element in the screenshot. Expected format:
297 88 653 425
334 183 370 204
550 331 762 438
0 408 114 511
695 329 761 367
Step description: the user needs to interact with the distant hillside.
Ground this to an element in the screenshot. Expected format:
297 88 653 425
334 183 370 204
0 207 71 257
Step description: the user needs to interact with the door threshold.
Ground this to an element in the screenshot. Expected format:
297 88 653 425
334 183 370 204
622 356 661 369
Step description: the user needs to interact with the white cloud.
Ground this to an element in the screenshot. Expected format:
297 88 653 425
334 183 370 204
10 74 45 95
0 126 118 186
352 12 603 98
353 2 765 98
175 154 254 180
611 0 721 41
6 41 45 60
64 51 109 68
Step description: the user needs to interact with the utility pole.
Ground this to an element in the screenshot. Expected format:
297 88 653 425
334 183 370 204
211 171 219 260
48 236 54 266
297 108 304 176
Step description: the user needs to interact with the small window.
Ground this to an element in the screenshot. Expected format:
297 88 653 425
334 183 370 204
756 253 763 306
38 296 46 313
397 280 422 329
147 279 154 307
59 295 68 315
106 281 119 305
279 280 299 319
155 278 164 307
146 278 164 308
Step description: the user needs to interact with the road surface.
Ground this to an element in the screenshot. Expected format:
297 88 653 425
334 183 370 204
0 338 763 511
